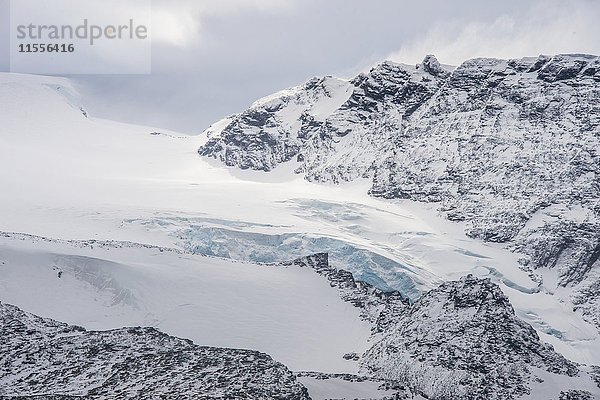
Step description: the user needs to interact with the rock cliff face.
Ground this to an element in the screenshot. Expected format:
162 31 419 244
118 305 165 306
287 253 409 327
360 275 580 400
199 54 600 330
0 302 309 400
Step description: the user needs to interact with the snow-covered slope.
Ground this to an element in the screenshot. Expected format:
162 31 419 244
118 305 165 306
294 255 600 399
3 235 597 399
0 302 310 400
0 233 372 374
198 54 600 336
361 275 598 399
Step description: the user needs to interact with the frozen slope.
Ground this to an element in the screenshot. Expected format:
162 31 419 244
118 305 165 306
0 72 599 369
0 233 371 373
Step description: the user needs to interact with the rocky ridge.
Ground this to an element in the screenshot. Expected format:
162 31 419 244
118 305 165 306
361 275 582 399
0 302 309 400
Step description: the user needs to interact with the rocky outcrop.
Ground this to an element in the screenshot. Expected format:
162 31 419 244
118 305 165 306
0 302 309 400
199 54 600 330
360 275 580 400
199 76 353 173
287 253 409 328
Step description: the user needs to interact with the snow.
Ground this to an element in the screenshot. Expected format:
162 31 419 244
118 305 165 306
0 235 372 373
0 71 599 373
296 376 420 400
520 366 600 399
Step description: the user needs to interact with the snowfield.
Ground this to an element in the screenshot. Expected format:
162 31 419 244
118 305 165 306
0 233 371 373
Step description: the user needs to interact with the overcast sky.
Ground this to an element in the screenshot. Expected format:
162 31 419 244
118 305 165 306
1 0 600 134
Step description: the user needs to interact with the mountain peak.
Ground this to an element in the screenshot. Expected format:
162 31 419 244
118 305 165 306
420 54 448 77
361 276 581 399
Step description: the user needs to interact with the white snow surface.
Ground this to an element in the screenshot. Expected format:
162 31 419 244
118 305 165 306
0 235 371 373
296 376 422 400
0 72 599 372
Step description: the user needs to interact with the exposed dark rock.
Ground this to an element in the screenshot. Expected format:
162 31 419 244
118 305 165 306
558 389 594 400
360 275 579 400
0 302 309 400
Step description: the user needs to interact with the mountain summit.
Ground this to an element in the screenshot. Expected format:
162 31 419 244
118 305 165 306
199 54 600 332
